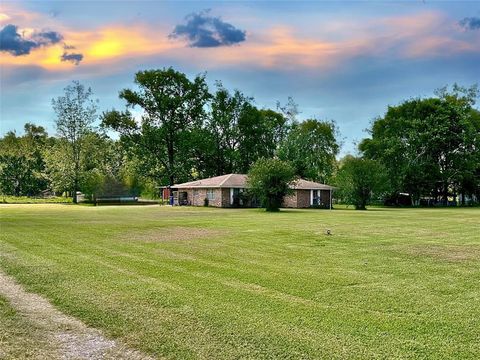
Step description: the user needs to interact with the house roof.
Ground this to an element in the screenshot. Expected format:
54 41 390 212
292 179 334 190
173 174 248 189
173 174 334 190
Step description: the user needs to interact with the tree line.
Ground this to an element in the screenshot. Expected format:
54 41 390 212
0 67 478 208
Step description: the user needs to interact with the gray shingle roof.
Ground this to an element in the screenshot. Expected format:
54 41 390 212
173 174 334 190
292 179 334 190
173 174 248 188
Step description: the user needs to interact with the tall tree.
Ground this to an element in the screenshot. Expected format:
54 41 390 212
237 104 266 173
205 83 289 175
102 68 210 186
278 119 339 183
260 109 289 149
206 83 248 175
360 84 479 205
43 138 75 196
276 96 299 125
458 107 480 204
52 81 98 202
0 153 34 197
0 124 49 196
44 131 129 199
237 107 288 173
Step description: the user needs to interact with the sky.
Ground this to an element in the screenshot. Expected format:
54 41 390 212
1 1 479 155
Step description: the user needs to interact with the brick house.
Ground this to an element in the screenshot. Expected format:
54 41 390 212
171 174 334 209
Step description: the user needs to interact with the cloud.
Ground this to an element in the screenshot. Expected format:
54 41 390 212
170 10 246 47
35 30 63 44
0 24 177 71
1 7 477 75
61 51 83 65
0 24 63 55
459 17 480 31
0 13 11 24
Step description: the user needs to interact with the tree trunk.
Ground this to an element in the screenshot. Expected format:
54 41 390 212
356 198 367 210
72 178 78 204
443 182 448 206
72 142 80 204
167 130 175 186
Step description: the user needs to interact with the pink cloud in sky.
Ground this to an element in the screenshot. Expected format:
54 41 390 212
1 4 478 75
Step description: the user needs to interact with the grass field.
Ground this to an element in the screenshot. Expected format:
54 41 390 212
0 196 72 204
0 205 479 359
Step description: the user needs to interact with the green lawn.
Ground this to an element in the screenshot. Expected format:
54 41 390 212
0 295 58 360
0 196 72 204
0 205 479 359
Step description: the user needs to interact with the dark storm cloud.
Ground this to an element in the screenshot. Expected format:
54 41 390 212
459 17 480 30
34 30 63 44
0 24 63 56
60 51 83 65
170 10 246 47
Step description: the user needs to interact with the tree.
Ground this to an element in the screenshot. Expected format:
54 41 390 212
247 158 296 212
260 109 289 149
79 132 125 199
206 83 249 175
276 96 299 124
43 131 131 199
360 84 480 205
237 104 268 173
52 81 98 202
457 106 480 204
335 156 388 210
0 124 50 196
0 153 34 197
278 119 339 183
204 82 289 176
102 68 210 186
43 139 75 196
237 106 289 173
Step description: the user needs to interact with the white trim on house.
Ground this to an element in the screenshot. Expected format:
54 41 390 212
310 190 314 206
219 174 234 187
230 188 245 205
330 189 332 209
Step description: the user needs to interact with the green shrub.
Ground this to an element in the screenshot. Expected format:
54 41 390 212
247 158 296 212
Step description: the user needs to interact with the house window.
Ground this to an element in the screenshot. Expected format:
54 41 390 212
207 189 215 200
179 191 188 205
231 188 244 205
312 190 320 205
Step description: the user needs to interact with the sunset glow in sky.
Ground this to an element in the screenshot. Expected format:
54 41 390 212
1 1 479 153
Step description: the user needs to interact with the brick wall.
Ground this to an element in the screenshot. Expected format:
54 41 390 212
179 188 223 207
283 193 297 208
181 187 330 208
296 190 311 208
207 188 223 207
320 189 332 208
283 190 310 208
191 189 206 206
221 188 231 207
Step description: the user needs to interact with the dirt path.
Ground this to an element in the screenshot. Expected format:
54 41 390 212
0 270 153 360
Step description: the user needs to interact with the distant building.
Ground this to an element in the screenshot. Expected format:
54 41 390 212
170 174 334 209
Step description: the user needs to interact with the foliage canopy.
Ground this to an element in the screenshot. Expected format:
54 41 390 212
247 158 296 212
